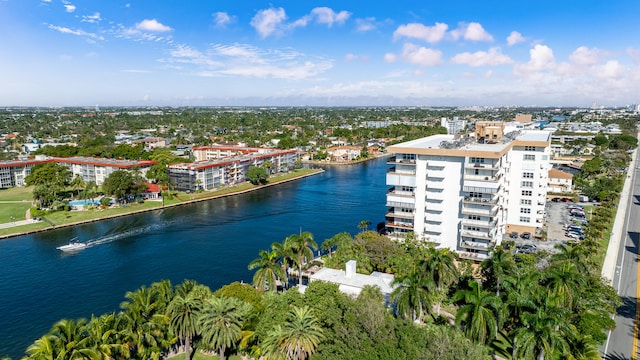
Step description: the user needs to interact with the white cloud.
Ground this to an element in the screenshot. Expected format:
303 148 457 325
513 44 556 81
398 43 443 66
384 53 397 63
451 47 512 66
64 4 75 12
251 7 286 38
164 43 333 80
309 7 350 27
213 12 234 28
627 47 640 64
506 31 525 46
135 19 173 32
41 0 52 2
569 46 607 66
344 53 369 63
81 12 101 24
355 18 376 32
451 22 493 41
596 60 625 80
48 24 104 42
393 22 448 43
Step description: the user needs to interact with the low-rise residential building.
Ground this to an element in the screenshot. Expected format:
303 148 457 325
308 260 395 299
168 147 298 191
0 156 156 188
326 146 362 162
385 122 551 261
548 169 573 193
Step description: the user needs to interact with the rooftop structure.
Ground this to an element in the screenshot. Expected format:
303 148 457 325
308 260 395 298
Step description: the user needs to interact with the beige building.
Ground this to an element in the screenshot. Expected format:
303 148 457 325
548 169 573 193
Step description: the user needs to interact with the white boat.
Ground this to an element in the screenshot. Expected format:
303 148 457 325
57 238 87 252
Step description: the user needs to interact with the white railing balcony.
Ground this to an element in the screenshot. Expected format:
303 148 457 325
460 240 495 250
458 251 490 261
386 188 414 197
463 173 502 182
463 196 499 205
387 167 416 176
425 191 446 200
460 229 495 240
386 201 414 209
386 221 414 230
461 218 497 228
386 210 414 219
461 206 498 216
464 162 499 170
387 157 416 165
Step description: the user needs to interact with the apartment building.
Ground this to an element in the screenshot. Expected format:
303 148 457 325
169 147 298 191
0 156 156 188
385 122 551 261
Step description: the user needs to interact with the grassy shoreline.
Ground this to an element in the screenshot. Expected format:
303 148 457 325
0 168 324 240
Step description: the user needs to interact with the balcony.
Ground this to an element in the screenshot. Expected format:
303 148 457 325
461 206 498 217
462 196 499 205
463 173 502 182
386 201 414 209
464 162 499 170
425 190 446 201
386 221 414 230
460 229 495 241
460 240 495 251
387 167 416 176
386 188 414 198
386 210 414 219
387 156 416 165
461 218 497 228
458 251 490 261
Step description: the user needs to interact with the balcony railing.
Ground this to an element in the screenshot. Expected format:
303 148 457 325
461 218 497 228
461 206 498 216
460 240 496 250
386 210 414 219
386 222 414 229
463 173 502 182
460 229 495 240
387 157 416 165
386 188 414 197
463 196 499 205
386 201 414 209
458 251 490 261
464 162 499 170
387 167 416 175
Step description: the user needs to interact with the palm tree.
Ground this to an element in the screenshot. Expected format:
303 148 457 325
423 247 458 315
453 280 503 344
550 244 592 274
271 241 294 288
71 175 85 197
248 249 286 292
321 232 352 258
273 306 324 360
198 297 245 360
542 261 586 309
481 246 515 297
86 313 130 359
167 292 203 360
391 272 434 322
49 318 100 359
284 232 318 286
24 334 57 360
357 220 370 232
512 304 572 360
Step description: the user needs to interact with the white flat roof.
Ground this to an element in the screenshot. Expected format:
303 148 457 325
309 268 395 295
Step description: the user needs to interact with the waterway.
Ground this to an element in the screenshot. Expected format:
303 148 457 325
0 157 389 359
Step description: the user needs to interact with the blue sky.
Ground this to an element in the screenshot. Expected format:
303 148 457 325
1 1 639 107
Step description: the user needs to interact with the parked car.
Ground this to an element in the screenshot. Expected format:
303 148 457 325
573 218 588 225
510 231 519 239
552 197 562 202
517 244 538 254
566 232 585 240
571 211 586 218
521 232 531 239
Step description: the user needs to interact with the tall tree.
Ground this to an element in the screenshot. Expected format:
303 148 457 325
284 232 318 286
248 249 286 292
198 297 246 360
481 246 516 297
453 280 503 344
391 272 434 322
275 306 324 360
167 292 203 360
423 247 459 315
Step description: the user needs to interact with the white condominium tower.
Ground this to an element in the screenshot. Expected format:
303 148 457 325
385 122 551 261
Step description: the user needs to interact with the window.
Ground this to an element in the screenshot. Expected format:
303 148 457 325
522 172 534 179
519 216 531 222
524 154 535 161
521 181 533 188
522 190 532 196
520 199 532 205
468 215 481 220
520 208 531 214
524 146 536 151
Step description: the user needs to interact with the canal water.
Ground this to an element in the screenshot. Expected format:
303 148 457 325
0 157 388 359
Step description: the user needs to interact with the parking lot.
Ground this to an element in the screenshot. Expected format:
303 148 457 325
510 199 591 254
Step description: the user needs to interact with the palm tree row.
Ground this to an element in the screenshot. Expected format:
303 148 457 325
248 231 318 292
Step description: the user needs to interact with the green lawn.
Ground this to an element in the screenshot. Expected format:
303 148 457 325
0 186 33 201
0 202 32 223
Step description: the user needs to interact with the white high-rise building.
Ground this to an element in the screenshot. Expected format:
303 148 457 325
385 122 551 261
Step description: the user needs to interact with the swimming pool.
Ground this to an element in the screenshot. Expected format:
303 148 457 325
68 199 101 206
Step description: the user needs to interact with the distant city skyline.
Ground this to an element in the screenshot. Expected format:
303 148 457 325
1 1 639 107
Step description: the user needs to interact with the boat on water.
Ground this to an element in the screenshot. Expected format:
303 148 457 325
57 238 87 252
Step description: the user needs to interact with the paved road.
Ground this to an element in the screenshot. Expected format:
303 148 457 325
603 151 640 360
